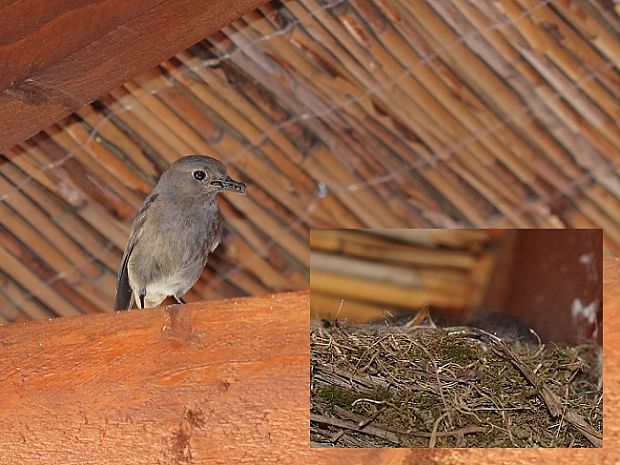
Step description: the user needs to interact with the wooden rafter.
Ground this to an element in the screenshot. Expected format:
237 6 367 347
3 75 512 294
0 0 268 153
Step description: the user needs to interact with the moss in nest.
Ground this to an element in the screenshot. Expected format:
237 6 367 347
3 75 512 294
552 345 578 365
439 336 480 364
316 385 362 410
311 322 602 448
417 392 440 409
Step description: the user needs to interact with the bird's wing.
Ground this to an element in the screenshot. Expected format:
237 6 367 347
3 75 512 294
114 192 159 310
209 219 223 253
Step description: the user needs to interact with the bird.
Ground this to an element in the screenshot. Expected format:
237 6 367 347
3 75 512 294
114 155 246 310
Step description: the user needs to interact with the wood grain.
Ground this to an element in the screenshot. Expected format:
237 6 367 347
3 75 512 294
0 291 311 464
0 0 268 153
0 258 616 463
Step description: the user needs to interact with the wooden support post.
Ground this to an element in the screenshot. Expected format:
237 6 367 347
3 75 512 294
0 0 268 153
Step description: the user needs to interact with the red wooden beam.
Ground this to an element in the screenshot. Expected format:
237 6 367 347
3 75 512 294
0 0 268 153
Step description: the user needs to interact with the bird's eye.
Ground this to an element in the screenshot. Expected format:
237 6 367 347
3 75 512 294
193 170 206 181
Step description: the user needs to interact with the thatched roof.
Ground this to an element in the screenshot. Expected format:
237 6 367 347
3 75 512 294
310 229 500 321
0 0 619 320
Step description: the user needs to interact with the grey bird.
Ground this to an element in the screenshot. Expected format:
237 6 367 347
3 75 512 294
114 155 247 310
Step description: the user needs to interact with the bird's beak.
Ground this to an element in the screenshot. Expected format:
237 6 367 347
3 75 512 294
210 177 247 194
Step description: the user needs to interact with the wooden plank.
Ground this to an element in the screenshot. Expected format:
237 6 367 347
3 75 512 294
499 229 603 344
0 291 310 463
0 258 617 463
603 257 619 447
0 0 268 153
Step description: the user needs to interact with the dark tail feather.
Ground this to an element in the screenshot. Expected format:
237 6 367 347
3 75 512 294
114 266 133 310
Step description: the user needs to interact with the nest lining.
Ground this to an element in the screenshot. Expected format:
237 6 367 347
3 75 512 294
311 322 602 448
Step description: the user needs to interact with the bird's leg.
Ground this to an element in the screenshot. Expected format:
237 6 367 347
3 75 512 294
139 289 146 309
173 295 186 305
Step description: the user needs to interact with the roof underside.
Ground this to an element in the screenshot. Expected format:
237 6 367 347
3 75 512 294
0 0 619 321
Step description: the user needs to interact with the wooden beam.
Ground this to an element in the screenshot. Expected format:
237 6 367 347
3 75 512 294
482 229 603 344
0 0 268 153
0 258 617 464
0 291 310 463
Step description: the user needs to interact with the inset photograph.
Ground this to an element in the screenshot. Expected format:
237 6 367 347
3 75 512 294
310 229 602 448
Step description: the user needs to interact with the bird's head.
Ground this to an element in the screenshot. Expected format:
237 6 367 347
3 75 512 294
157 155 247 197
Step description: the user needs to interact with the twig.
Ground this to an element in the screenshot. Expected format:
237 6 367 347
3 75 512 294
429 412 449 448
451 326 602 447
333 407 489 440
310 413 402 444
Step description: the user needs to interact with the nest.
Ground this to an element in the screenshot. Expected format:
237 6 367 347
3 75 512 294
311 321 602 448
